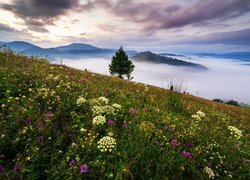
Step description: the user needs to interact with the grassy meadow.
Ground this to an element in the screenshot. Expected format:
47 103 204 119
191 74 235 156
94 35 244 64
0 49 249 179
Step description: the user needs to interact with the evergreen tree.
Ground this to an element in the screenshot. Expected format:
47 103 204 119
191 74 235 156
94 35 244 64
109 47 135 80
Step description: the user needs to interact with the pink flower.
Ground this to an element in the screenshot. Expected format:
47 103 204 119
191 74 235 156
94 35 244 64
171 139 177 146
123 122 128 128
182 151 191 158
45 112 52 117
129 107 136 114
37 136 43 144
69 159 76 166
107 119 114 125
80 164 88 173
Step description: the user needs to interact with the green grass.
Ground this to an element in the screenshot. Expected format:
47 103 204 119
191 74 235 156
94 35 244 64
0 49 250 179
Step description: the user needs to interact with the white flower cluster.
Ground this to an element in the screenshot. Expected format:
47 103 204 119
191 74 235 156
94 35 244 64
228 126 242 140
98 97 109 105
112 103 121 109
93 115 106 126
97 136 116 152
192 110 206 121
92 105 116 116
76 96 86 106
203 166 215 179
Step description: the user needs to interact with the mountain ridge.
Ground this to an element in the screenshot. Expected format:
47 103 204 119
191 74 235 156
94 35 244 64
133 51 208 70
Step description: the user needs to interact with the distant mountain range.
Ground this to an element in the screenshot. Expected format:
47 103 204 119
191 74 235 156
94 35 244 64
0 41 207 69
133 51 207 70
196 52 250 61
0 41 115 58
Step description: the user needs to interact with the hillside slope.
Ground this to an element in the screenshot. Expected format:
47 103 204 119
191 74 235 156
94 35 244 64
0 50 249 179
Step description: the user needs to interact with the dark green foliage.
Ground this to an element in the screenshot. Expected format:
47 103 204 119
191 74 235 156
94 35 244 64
109 47 135 80
225 100 239 106
213 98 224 103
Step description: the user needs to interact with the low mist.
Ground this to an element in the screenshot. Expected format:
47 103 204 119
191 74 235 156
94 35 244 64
58 56 250 104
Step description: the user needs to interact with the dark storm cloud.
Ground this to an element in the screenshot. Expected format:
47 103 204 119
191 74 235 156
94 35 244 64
0 23 18 32
182 29 250 45
1 0 78 18
0 0 79 32
110 0 250 31
159 0 250 29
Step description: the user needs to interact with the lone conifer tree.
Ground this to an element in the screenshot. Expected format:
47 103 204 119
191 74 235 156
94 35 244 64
109 47 135 80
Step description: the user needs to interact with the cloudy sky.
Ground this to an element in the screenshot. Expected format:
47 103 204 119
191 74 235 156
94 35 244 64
0 0 250 53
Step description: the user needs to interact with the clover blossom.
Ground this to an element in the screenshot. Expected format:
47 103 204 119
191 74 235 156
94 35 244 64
93 115 106 126
98 97 108 105
97 136 116 152
203 166 215 179
228 126 242 140
112 103 121 109
80 164 88 173
76 96 86 106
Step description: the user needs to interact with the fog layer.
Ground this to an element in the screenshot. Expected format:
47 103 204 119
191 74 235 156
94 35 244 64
59 56 250 103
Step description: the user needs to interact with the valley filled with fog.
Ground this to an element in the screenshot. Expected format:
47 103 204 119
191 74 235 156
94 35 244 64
58 56 250 103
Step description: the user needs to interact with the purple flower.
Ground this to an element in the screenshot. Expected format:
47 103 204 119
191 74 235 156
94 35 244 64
80 164 88 173
69 159 76 166
107 119 114 125
164 125 168 130
186 142 191 148
171 139 177 146
45 112 52 117
245 159 250 163
143 107 147 112
247 142 250 145
169 128 173 132
182 151 191 158
129 107 136 114
37 136 43 144
0 164 4 173
207 161 212 167
155 140 159 144
26 117 31 125
15 164 21 173
123 122 128 128
37 122 43 128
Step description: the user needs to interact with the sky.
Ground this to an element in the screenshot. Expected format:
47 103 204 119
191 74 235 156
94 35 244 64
0 0 250 53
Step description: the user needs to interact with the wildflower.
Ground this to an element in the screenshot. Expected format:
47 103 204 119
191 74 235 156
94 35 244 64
182 151 191 158
129 107 136 114
203 166 215 179
228 126 242 140
108 131 114 136
0 164 3 173
197 111 206 118
45 112 52 117
37 136 43 144
107 119 115 125
245 159 250 163
97 136 116 152
186 142 191 148
26 117 31 125
93 115 106 126
37 122 43 128
69 159 76 166
171 139 177 146
98 97 108 104
123 121 128 128
143 107 147 112
76 96 86 106
192 114 201 121
15 163 21 173
80 164 88 173
112 103 121 109
1 104 6 108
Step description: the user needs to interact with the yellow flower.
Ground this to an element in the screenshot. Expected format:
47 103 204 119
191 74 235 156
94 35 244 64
26 156 31 161
1 104 6 108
